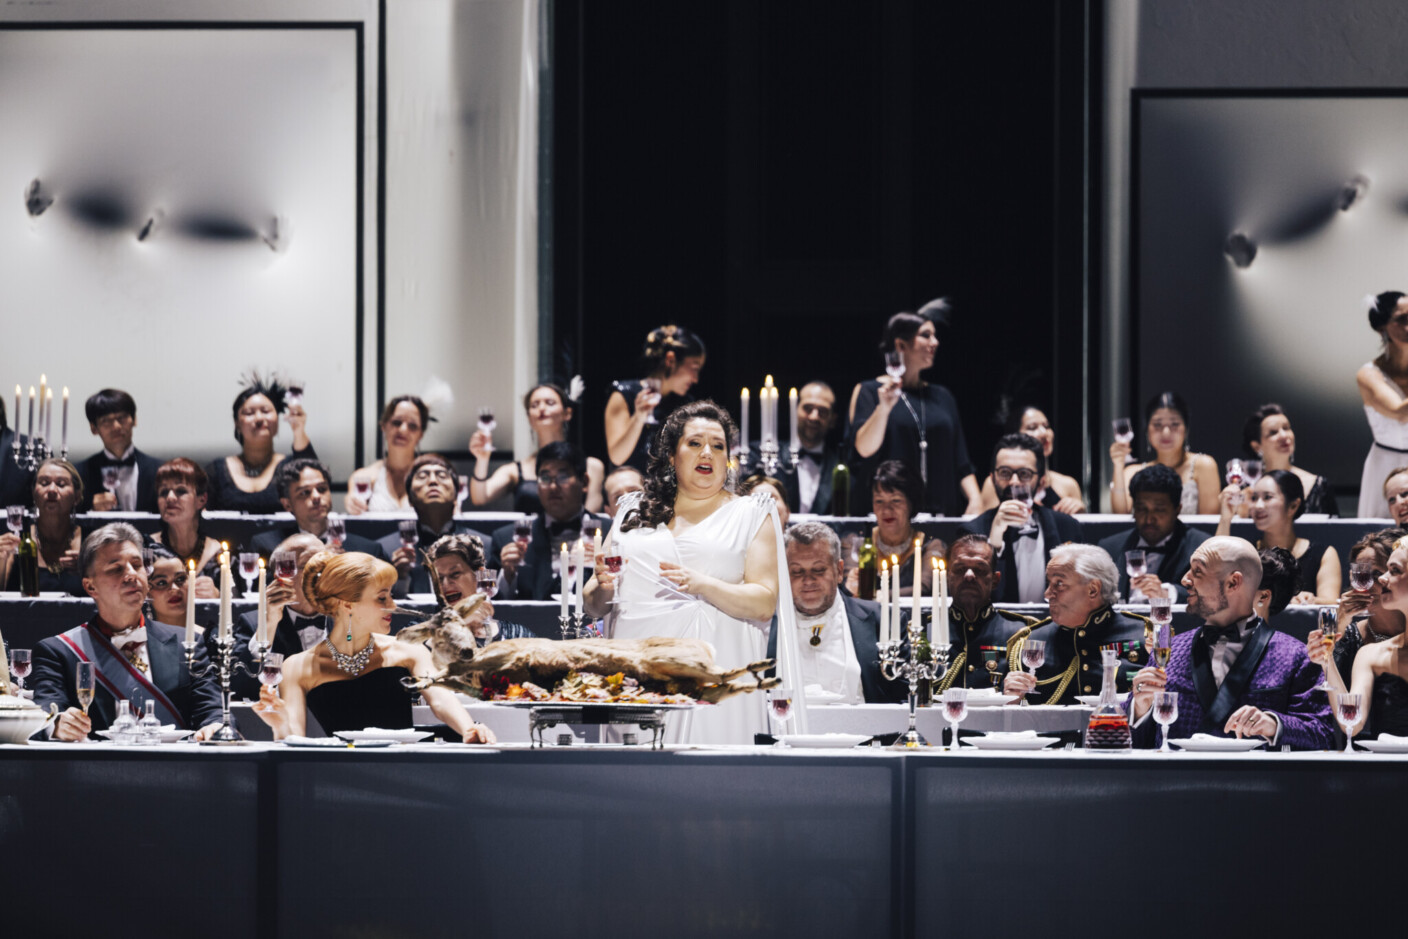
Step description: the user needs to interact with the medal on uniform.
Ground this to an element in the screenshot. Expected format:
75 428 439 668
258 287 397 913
809 625 823 647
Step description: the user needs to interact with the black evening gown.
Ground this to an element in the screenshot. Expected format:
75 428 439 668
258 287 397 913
305 667 414 735
848 380 975 516
608 379 692 473
205 447 318 514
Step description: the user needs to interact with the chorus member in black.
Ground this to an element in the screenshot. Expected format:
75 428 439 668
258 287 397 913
0 400 32 510
959 433 1083 604
1109 391 1219 516
1097 463 1207 602
846 461 944 598
1216 469 1339 605
250 459 388 562
206 373 316 514
604 325 705 473
1004 544 1151 705
1306 530 1403 691
935 535 1039 691
470 382 605 514
750 382 844 515
425 534 533 642
74 388 162 513
31 524 225 741
766 522 903 704
490 442 610 601
376 454 486 596
346 395 430 514
977 405 1085 514
1254 547 1299 622
145 458 221 598
1240 404 1336 517
254 550 494 742
0 458 85 595
849 309 980 516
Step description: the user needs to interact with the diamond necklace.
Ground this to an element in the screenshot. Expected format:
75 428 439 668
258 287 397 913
326 635 375 676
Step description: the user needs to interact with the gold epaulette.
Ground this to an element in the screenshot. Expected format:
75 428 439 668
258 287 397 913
935 650 966 693
996 607 1041 627
1120 609 1156 649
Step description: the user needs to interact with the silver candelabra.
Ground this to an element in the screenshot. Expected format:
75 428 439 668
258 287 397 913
183 634 268 745
12 435 62 472
879 625 948 749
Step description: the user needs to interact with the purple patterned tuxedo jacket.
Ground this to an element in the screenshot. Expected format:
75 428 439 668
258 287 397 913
1129 619 1334 750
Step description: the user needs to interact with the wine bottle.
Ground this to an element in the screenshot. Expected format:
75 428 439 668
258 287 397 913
17 526 39 597
914 635 933 707
831 462 851 516
857 533 877 601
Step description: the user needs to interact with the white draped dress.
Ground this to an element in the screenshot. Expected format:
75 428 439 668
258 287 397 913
1359 362 1408 518
606 491 807 744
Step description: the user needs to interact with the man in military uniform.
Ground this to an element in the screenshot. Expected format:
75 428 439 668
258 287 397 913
936 534 1038 691
1004 543 1152 705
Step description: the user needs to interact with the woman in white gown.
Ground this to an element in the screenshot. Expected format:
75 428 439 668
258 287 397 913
1357 291 1408 518
584 401 805 744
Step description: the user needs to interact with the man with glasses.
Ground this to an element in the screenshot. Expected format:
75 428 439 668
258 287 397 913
490 441 611 600
376 454 486 596
75 388 163 512
959 433 1083 603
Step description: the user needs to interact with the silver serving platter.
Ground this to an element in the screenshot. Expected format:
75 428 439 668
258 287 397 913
488 700 701 710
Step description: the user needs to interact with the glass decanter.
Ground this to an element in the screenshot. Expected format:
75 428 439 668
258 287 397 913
1084 649 1131 752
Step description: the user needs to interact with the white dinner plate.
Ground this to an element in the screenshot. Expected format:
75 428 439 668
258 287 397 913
964 693 1021 708
96 729 196 744
962 734 1060 751
335 729 434 744
1169 736 1266 752
1355 738 1408 754
284 736 394 748
1074 694 1127 707
777 733 872 749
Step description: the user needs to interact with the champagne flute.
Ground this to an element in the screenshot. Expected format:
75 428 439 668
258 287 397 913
238 552 259 595
76 662 95 716
325 513 347 549
1153 690 1179 752
1225 459 1245 506
941 687 968 751
398 519 419 551
641 379 663 425
6 505 23 535
1019 639 1045 706
9 649 30 694
1350 561 1376 593
1010 482 1037 535
768 686 794 744
1335 691 1362 754
259 653 284 713
272 549 297 583
883 350 906 381
1316 605 1339 691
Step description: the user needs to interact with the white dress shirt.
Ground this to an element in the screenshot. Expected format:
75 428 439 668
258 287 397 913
1129 531 1178 602
796 448 824 514
1012 527 1046 604
104 446 139 511
793 592 863 704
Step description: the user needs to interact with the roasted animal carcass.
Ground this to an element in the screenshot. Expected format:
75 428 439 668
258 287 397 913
396 596 778 704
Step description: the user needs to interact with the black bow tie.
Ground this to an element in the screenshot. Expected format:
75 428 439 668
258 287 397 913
799 449 822 463
1008 526 1039 540
97 453 136 468
287 610 324 627
1201 623 1244 644
546 516 584 541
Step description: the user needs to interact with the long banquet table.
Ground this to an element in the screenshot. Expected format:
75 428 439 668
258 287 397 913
4 740 1407 939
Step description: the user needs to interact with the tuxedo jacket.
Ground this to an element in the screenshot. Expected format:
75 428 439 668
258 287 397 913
377 521 489 596
31 618 225 733
748 441 842 515
958 506 1085 604
251 524 388 563
767 594 905 704
211 608 327 700
1097 521 1208 602
0 428 32 510
76 447 163 513
489 512 612 601
1129 619 1334 750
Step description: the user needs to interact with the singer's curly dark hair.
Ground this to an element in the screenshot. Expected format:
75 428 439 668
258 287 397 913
619 400 737 532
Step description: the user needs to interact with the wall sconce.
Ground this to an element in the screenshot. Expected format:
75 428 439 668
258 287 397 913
1337 175 1370 212
24 179 53 217
1224 232 1257 269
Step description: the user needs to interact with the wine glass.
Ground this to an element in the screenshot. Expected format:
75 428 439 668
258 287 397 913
1315 605 1339 691
259 653 284 712
238 552 259 595
325 514 347 549
1112 418 1135 464
6 505 23 535
285 383 305 409
1010 482 1037 535
1242 459 1263 487
768 686 794 744
603 552 624 604
641 379 663 425
1153 691 1179 752
514 515 535 549
1019 640 1045 706
1149 596 1173 629
474 569 501 643
398 519 419 551
9 649 31 695
883 350 906 381
477 406 497 435
1334 691 1362 754
272 549 297 583
1350 561 1376 593
1225 459 1245 506
353 477 373 504
1125 549 1147 590
941 687 968 751
101 465 121 498
75 662 95 716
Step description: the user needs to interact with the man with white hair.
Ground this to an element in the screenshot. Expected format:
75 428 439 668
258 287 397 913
1004 543 1152 705
1127 536 1333 748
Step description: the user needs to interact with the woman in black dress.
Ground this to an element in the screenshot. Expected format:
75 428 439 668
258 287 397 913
1240 403 1337 516
469 382 605 514
1215 469 1340 604
0 458 85 595
848 311 981 517
604 325 706 473
254 550 495 742
206 374 316 513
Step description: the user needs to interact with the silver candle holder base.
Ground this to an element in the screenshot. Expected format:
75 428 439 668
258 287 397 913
558 612 599 641
879 636 947 749
12 437 62 472
184 635 268 746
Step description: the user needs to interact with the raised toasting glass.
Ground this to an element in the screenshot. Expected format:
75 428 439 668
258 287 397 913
1019 639 1045 706
75 661 95 715
259 653 284 713
641 379 663 425
9 649 30 695
1350 561 1376 593
513 515 534 549
1125 549 1147 597
238 552 259 595
398 519 419 551
1010 482 1037 535
353 476 372 504
1225 459 1245 506
883 350 906 381
768 686 794 744
1153 690 1179 752
941 687 968 751
1335 691 1362 754
325 514 347 549
6 504 23 535
1315 606 1339 692
1242 459 1263 488
272 550 297 584
476 406 497 436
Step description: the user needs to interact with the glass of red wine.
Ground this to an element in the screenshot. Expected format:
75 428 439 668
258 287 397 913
238 552 259 596
1350 561 1376 593
398 519 419 551
1153 690 1179 752
101 465 121 499
641 379 663 425
941 687 968 751
6 505 24 535
259 653 284 712
1334 691 1362 753
285 383 305 410
1010 482 1037 535
476 567 499 600
353 477 372 505
604 554 624 604
1019 639 1045 706
272 550 297 584
9 649 31 695
514 515 534 549
325 514 347 549
767 686 794 744
1225 459 1245 506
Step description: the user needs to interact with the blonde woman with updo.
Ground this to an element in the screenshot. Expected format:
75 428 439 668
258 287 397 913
254 550 496 742
604 325 706 472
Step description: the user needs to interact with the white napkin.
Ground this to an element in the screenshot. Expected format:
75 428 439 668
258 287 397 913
979 730 1038 738
1376 733 1408 744
283 735 341 746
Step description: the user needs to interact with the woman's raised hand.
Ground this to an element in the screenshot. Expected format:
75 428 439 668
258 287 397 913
255 684 289 735
1108 438 1131 467
633 385 659 420
1217 482 1241 520
1305 629 1330 666
468 429 494 461
876 376 901 410
193 575 220 600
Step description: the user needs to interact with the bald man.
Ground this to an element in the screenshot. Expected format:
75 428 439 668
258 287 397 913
1128 536 1333 749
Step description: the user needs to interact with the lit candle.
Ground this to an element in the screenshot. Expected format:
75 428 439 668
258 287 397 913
185 559 197 646
739 388 750 452
912 536 923 637
891 554 901 642
37 374 45 438
27 386 34 440
44 388 52 445
879 559 890 643
763 376 775 447
219 543 232 642
769 385 779 450
11 386 18 436
560 543 570 621
788 387 798 453
593 528 603 566
572 538 585 617
60 387 68 453
257 557 268 647
935 557 950 648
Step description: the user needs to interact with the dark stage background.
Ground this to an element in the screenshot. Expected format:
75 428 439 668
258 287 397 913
548 0 1094 494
